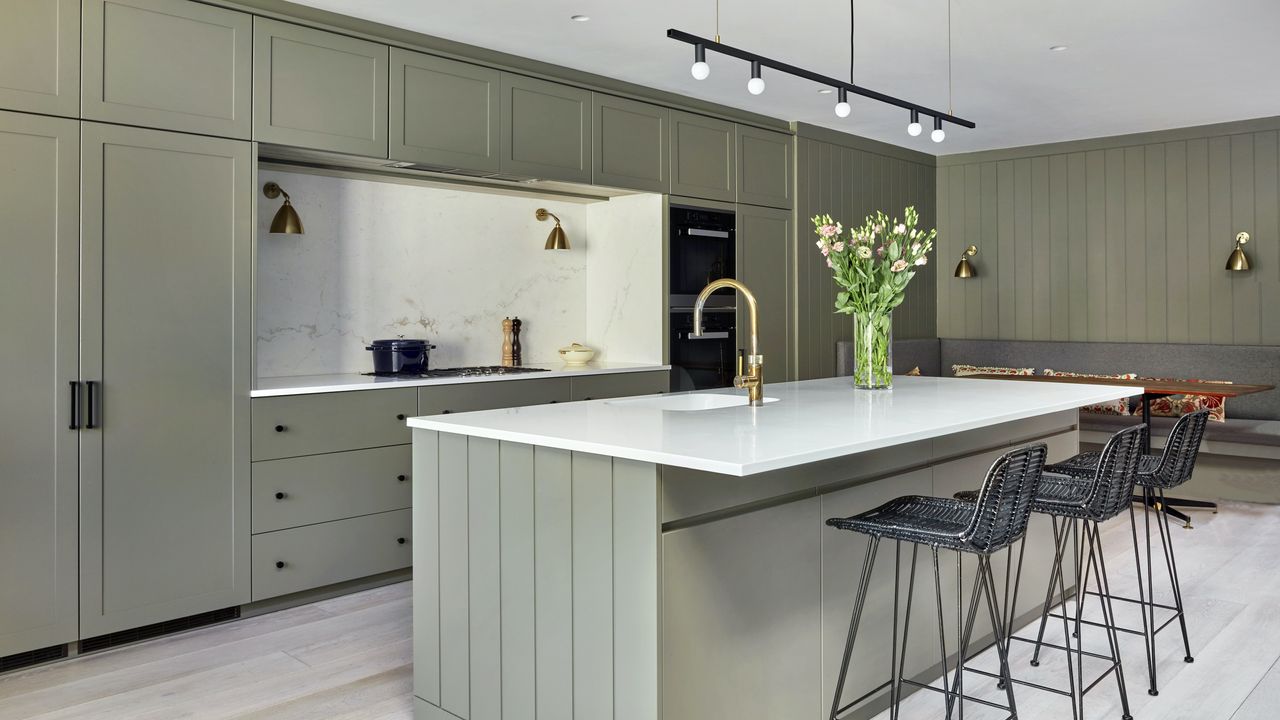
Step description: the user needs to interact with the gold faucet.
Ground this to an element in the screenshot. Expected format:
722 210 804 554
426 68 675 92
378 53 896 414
693 279 764 406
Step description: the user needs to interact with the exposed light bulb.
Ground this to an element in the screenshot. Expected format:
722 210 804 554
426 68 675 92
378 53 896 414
907 109 922 136
747 61 765 95
691 44 710 80
931 127 946 143
834 88 851 118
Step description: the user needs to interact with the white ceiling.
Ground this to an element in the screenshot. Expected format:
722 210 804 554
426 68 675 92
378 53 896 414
287 0 1280 155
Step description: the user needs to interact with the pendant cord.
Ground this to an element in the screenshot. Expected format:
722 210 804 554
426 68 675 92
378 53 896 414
947 0 953 114
849 0 856 84
715 0 720 42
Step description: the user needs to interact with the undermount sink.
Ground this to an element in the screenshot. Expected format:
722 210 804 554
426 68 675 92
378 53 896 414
606 393 779 411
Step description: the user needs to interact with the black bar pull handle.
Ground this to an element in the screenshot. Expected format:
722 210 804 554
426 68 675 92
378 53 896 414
69 381 81 430
85 381 100 429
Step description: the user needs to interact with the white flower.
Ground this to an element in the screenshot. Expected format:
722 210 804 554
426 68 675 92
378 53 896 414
894 223 906 234
891 259 909 272
915 256 928 266
856 246 873 259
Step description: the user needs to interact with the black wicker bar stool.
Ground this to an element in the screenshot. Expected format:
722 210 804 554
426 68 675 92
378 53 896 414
825 443 1048 720
1043 409 1210 697
954 423 1147 720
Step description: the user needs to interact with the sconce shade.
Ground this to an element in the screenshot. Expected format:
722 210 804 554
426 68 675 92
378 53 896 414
1226 232 1251 271
263 182 304 234
953 245 978 278
536 208 569 250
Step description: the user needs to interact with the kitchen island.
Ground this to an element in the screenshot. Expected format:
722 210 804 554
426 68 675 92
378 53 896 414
408 375 1138 720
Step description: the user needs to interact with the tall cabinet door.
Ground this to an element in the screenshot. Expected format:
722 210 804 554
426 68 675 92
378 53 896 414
80 123 252 637
737 204 794 383
0 0 79 117
0 111 80 657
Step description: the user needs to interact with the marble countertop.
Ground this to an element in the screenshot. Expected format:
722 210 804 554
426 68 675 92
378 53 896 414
251 362 671 397
406 375 1140 476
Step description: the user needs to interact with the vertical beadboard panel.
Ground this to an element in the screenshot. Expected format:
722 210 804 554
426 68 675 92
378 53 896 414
1145 145 1168 342
979 162 1000 337
936 161 952 338
571 453 614 720
1067 153 1089 341
1104 148 1128 341
534 446 574 720
1231 134 1261 344
438 432 471 718
1049 155 1070 340
1124 147 1148 341
1013 159 1034 338
499 441 537 720
468 437 502 720
1031 156 1052 340
996 160 1016 339
412 430 441 705
1165 142 1190 343
1208 136 1234 345
949 165 968 336
1257 131 1280 345
613 459 660 720
963 164 983 338
1085 150 1108 341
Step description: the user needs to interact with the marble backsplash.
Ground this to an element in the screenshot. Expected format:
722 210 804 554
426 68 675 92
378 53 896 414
256 168 661 377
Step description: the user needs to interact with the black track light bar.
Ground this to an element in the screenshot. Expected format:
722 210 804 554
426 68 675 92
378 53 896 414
667 28 976 130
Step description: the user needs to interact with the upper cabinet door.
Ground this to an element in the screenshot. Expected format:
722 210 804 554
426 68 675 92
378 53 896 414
0 0 79 117
592 94 669 193
500 73 591 183
83 0 252 139
736 204 794 383
736 126 793 209
390 48 500 172
254 18 389 158
670 110 736 203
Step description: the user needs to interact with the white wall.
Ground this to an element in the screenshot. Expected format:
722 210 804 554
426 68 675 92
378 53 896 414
255 168 662 377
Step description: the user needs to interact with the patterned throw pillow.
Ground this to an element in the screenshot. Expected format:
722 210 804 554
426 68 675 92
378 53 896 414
904 366 922 376
1043 369 1139 416
1133 378 1230 422
952 364 1035 377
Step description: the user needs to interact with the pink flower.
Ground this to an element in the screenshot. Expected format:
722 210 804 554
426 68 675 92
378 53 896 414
819 224 839 238
825 258 834 268
891 259 909 272
821 246 829 257
832 241 845 252
876 246 885 257
915 256 928 266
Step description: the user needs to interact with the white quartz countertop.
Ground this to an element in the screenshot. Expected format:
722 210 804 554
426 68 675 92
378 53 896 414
406 375 1141 476
251 362 670 397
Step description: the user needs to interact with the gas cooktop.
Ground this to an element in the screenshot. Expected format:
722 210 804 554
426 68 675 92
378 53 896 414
364 366 551 379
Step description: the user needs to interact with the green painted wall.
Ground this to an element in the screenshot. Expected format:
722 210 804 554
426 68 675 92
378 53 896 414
795 124 938 380
936 117 1280 345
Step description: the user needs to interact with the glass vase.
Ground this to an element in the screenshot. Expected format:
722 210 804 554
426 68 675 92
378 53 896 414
852 311 893 389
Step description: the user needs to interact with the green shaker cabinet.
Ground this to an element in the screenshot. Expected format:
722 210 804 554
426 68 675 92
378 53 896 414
0 111 80 658
82 0 253 138
736 126 793 209
80 123 252 638
500 73 591 182
737 204 794 383
390 49 500 172
670 110 736 203
592 94 668 192
254 18 389 158
0 0 79 117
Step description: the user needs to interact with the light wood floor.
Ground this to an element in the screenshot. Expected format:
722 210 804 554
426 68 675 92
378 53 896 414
1 503 1278 719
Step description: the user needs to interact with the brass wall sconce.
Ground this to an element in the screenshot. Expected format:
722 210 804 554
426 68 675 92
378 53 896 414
1226 231 1251 271
536 208 569 250
953 245 978 278
263 182 304 234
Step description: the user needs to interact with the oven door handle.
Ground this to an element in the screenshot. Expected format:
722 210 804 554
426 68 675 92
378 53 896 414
679 331 730 340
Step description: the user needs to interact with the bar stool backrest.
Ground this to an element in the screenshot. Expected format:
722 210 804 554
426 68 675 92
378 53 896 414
962 443 1048 553
1150 409 1210 489
1084 423 1147 521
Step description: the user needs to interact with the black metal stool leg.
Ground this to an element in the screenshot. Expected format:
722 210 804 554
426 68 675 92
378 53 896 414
932 547 952 718
1052 521 1082 720
892 544 920 720
1126 498 1157 698
1156 489 1195 664
889 541 902 719
829 536 881 720
1030 516 1069 666
979 556 1020 719
1144 488 1160 696
1087 521 1134 720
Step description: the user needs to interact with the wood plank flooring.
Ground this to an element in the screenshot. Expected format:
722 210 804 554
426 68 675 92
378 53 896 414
0 503 1277 719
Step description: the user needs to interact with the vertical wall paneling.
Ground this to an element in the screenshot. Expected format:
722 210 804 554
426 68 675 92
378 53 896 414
438 432 471 717
534 446 574 719
937 122 1280 344
412 430 441 705
572 453 614 719
499 441 537 720
469 437 502 720
613 459 660 720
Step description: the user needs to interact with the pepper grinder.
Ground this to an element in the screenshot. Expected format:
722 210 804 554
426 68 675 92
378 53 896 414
501 317 514 367
511 317 523 366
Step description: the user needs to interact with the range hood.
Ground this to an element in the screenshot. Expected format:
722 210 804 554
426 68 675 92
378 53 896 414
382 160 540 185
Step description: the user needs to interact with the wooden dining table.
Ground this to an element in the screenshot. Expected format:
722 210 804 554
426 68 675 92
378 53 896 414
966 373 1275 526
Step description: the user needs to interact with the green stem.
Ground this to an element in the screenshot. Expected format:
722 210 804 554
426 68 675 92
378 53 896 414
853 311 893 389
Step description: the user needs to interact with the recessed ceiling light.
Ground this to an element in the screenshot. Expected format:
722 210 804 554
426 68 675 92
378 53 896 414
570 14 590 22
1049 45 1068 52
818 88 833 94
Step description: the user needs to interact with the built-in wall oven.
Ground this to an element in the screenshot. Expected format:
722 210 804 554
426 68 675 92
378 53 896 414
669 206 736 391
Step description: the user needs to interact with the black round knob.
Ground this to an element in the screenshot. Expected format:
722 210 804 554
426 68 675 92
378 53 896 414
397 474 406 482
397 537 406 545
274 491 286 500
274 424 286 433
396 414 406 421
275 561 285 569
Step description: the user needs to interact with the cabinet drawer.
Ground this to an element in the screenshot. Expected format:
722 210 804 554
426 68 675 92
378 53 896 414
570 371 670 401
252 446 411 533
417 377 570 416
252 388 416 460
252 509 411 601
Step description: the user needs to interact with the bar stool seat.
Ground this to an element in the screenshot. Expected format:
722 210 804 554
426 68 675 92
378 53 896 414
826 495 974 545
1047 452 1161 482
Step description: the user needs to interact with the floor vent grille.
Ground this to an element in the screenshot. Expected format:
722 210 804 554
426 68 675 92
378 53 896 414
0 644 69 674
80 606 241 654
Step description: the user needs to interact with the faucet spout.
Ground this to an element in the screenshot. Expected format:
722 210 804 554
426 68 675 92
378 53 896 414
692 279 765 405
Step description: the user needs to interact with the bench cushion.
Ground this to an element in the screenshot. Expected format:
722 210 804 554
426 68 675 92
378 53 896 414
1079 412 1280 448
